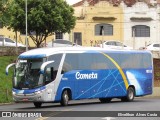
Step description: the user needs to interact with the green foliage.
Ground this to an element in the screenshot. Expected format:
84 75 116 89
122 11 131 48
0 56 17 103
5 0 76 47
0 0 10 26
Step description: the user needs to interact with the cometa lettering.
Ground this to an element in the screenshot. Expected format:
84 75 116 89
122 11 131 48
76 72 98 80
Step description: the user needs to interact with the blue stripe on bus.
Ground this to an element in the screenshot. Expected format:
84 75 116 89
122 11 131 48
54 69 127 101
19 54 46 59
54 68 152 101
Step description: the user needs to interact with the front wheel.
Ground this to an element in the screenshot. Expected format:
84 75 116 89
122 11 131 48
33 102 42 108
60 90 69 106
121 87 135 102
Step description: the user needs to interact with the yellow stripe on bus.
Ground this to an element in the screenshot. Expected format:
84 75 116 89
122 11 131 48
101 52 129 90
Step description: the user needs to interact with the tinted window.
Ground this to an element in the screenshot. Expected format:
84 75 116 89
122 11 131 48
117 53 152 69
106 41 115 45
5 38 15 43
153 44 160 47
62 53 116 73
62 52 152 73
115 42 123 46
44 54 62 84
0 38 3 42
53 40 72 45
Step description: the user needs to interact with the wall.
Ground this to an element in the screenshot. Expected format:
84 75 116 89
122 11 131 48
122 1 158 49
73 1 124 46
0 27 70 47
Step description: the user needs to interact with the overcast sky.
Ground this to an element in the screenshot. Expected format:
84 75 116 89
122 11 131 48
66 0 81 5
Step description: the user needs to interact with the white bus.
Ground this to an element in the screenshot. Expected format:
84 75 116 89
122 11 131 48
6 47 153 108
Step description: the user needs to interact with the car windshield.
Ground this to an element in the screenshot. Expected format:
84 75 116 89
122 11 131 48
13 58 45 89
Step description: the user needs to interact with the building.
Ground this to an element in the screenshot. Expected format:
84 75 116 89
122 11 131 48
0 26 70 47
122 0 159 49
1 0 160 48
72 0 124 46
72 0 160 49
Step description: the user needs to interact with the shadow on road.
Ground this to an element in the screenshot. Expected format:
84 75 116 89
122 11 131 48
15 98 151 110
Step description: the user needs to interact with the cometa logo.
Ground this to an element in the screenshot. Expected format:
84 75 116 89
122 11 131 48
75 72 98 80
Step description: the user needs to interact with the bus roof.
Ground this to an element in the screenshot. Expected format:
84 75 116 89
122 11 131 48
19 47 152 59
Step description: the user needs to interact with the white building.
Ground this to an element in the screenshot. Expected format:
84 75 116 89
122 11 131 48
122 0 159 49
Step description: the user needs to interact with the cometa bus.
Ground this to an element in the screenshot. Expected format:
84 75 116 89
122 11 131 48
6 47 153 108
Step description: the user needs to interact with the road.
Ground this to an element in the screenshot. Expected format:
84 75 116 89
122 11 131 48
0 97 160 120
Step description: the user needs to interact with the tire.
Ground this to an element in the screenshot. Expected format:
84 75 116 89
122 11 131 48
33 102 42 108
60 90 69 106
99 98 112 103
121 87 135 102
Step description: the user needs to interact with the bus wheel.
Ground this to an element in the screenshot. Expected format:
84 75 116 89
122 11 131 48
99 98 112 103
33 102 42 108
60 90 69 106
121 87 135 102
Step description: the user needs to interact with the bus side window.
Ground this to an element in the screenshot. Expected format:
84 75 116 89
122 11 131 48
61 62 72 74
51 67 57 80
45 67 57 84
91 63 108 70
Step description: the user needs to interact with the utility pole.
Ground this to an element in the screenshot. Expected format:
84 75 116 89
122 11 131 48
25 0 28 51
102 27 104 48
132 28 135 50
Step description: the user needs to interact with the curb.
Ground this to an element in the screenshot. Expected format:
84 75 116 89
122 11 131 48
0 102 14 106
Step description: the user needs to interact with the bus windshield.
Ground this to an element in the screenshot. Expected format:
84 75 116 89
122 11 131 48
13 58 45 89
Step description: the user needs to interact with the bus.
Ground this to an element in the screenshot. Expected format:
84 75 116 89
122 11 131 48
6 47 153 108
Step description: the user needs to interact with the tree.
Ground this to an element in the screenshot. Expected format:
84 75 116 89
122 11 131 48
7 0 76 47
0 0 10 27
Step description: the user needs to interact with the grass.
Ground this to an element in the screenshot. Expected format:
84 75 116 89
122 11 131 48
0 56 17 103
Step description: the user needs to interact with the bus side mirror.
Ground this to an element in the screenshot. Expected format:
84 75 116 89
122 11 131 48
6 63 16 75
40 61 54 74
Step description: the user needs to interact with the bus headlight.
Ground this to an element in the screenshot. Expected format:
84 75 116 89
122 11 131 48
12 91 16 95
34 91 41 95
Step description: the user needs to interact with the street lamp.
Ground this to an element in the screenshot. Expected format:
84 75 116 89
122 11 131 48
25 0 28 51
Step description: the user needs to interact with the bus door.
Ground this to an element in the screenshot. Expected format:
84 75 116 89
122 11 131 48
41 54 63 101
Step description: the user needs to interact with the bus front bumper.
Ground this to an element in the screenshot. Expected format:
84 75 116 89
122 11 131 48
12 91 43 102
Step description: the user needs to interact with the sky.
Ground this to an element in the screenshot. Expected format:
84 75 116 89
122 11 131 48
66 0 81 5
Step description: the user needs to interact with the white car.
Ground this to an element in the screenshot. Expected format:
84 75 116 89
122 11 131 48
144 43 160 51
46 39 80 47
98 40 133 50
0 37 26 47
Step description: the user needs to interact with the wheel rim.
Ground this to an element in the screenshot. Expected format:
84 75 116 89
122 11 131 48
64 94 69 103
128 89 134 100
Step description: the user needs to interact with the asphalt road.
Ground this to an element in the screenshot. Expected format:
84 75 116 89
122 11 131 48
0 97 160 120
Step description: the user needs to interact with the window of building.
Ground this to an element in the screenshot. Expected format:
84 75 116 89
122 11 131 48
95 24 113 36
132 25 150 37
55 32 63 39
